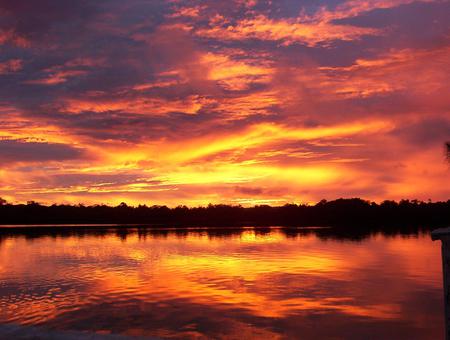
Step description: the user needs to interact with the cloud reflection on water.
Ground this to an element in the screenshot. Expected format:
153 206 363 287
0 227 444 339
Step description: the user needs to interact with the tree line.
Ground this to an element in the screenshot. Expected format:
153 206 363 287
0 198 449 229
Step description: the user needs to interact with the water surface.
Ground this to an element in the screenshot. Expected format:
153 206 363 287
0 227 444 339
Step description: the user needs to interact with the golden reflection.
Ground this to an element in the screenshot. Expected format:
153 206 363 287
0 228 443 336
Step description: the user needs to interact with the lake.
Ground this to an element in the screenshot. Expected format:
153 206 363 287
0 227 444 339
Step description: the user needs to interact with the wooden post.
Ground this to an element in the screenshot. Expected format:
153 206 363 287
432 227 450 340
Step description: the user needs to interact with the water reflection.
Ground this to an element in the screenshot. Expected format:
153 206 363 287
0 227 444 339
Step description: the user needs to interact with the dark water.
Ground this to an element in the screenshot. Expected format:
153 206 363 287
0 227 444 339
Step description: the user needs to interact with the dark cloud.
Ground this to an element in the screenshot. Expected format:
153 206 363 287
0 139 84 162
235 186 264 195
336 1 450 50
33 173 161 189
392 117 450 147
0 0 98 39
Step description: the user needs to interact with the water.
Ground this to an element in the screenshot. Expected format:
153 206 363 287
0 227 444 339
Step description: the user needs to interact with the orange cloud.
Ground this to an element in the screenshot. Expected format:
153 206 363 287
64 95 214 115
168 5 205 18
0 59 22 74
197 15 380 46
201 52 274 90
319 46 450 98
0 29 29 47
154 120 393 164
24 70 87 85
301 0 436 23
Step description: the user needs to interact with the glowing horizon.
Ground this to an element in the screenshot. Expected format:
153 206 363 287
0 0 449 206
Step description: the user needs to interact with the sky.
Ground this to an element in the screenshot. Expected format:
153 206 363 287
0 0 449 206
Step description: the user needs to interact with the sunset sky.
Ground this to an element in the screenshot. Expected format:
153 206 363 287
0 0 449 206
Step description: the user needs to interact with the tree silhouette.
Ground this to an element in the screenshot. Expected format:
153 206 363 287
0 198 448 228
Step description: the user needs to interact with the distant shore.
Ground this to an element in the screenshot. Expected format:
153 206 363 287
0 198 449 229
